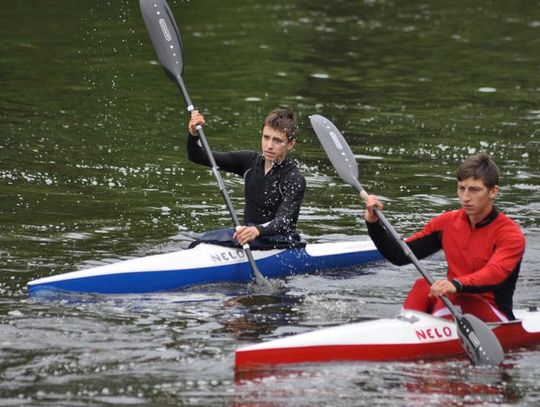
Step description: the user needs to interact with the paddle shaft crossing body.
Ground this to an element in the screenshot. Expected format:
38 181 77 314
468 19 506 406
139 0 272 290
365 193 462 316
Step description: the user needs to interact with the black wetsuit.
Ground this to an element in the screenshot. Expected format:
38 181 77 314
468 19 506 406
187 135 306 249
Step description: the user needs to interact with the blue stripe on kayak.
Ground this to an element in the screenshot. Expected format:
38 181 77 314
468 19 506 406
27 247 383 296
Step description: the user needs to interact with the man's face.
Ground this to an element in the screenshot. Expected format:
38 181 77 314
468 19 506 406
457 177 499 218
261 125 295 163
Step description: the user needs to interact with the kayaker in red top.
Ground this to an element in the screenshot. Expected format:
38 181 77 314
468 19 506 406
364 153 526 322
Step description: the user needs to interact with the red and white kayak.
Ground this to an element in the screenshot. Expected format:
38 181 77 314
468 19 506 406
235 308 540 369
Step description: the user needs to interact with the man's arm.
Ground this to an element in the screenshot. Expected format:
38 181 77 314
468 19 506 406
364 194 442 265
187 134 255 175
186 110 253 174
453 224 525 292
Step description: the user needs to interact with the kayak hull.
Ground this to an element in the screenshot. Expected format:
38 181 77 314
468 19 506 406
234 308 540 369
27 240 381 296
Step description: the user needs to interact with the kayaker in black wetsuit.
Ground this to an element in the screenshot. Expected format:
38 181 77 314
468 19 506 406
187 108 306 250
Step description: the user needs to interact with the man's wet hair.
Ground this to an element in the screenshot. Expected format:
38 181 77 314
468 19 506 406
262 108 298 141
457 152 499 189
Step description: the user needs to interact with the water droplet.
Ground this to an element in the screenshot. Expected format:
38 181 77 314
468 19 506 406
311 73 329 79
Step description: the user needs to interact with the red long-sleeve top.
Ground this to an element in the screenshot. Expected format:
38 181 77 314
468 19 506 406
367 208 525 319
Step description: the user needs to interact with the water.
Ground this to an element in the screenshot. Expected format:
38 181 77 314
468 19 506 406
1 0 540 405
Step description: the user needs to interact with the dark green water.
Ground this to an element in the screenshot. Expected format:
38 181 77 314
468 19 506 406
1 0 539 405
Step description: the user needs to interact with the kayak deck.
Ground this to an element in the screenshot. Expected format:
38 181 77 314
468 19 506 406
235 308 540 369
27 240 382 296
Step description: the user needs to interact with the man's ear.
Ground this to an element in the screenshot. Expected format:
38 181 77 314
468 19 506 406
287 139 296 151
489 185 500 199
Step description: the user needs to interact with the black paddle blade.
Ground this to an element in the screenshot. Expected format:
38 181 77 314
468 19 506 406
456 313 504 365
309 114 363 193
140 0 184 84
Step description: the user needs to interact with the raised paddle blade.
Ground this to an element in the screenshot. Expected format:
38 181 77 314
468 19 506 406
309 114 363 193
457 313 504 365
139 0 275 293
140 0 184 84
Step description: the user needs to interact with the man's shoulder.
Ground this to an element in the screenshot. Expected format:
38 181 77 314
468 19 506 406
494 211 525 235
281 160 306 182
281 158 302 172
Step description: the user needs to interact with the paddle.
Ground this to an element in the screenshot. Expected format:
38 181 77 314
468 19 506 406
310 114 504 366
139 0 274 291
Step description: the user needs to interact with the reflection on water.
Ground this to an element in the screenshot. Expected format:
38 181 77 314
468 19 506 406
1 0 540 405
233 359 539 406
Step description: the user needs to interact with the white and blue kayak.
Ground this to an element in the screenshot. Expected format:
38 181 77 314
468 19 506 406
27 240 382 296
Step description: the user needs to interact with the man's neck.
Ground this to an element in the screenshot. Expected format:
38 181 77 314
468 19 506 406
468 204 494 228
264 156 284 174
264 160 273 174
